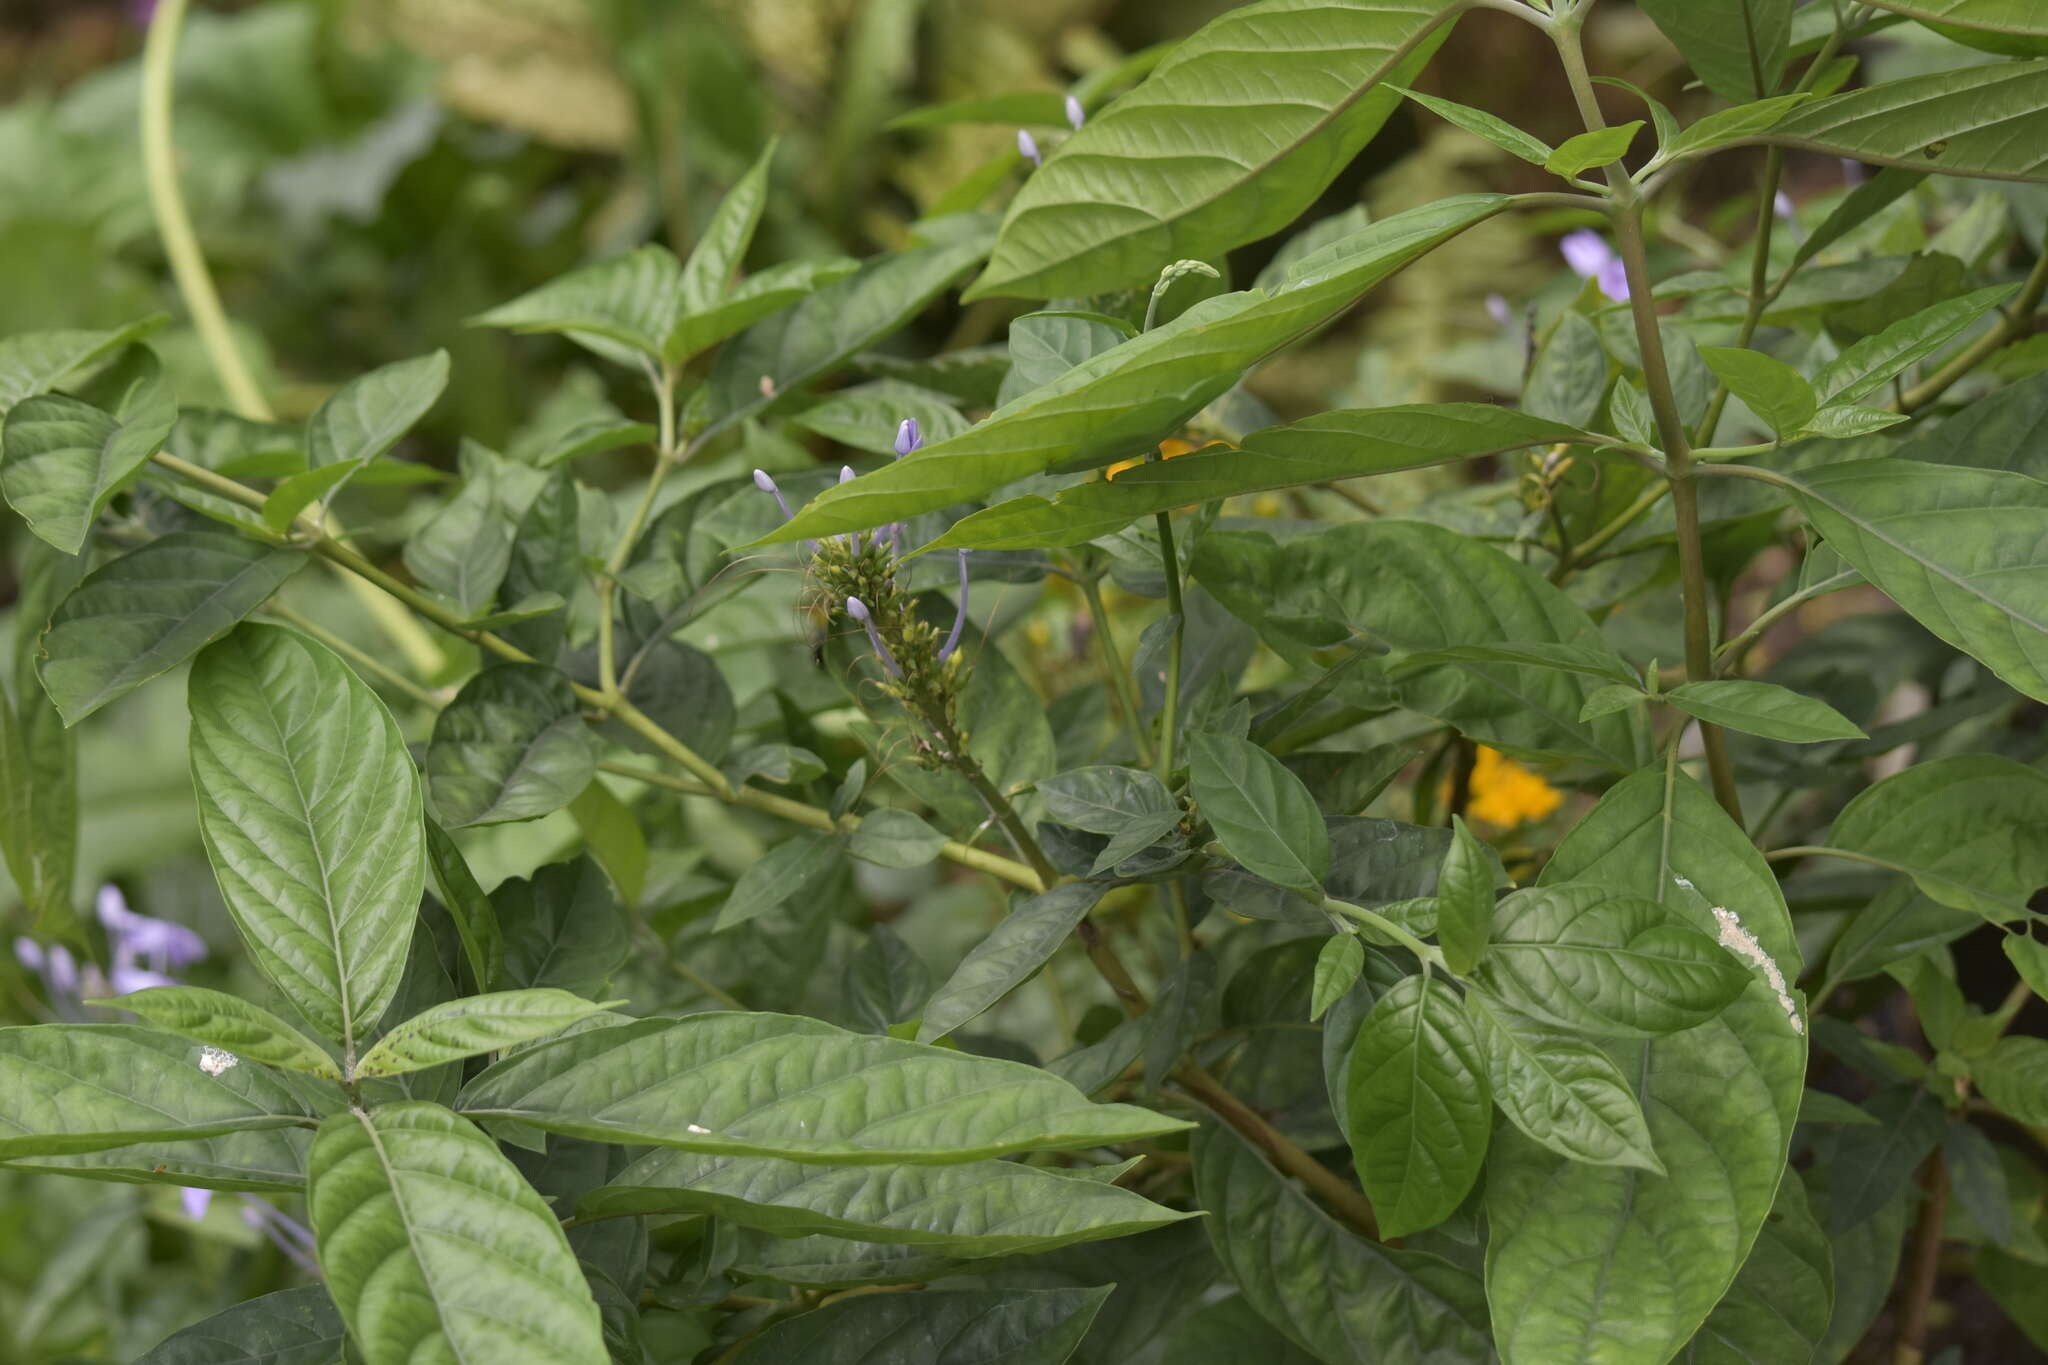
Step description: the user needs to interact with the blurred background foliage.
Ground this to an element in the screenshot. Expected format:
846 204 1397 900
1 1 2045 1358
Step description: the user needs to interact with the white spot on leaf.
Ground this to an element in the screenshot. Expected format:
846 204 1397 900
198 1046 238 1076
1711 906 1804 1036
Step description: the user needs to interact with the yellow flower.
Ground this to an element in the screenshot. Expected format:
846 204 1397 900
1104 436 1205 482
1466 746 1562 829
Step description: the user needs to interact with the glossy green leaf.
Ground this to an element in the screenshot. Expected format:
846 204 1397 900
1475 883 1749 1036
1273 520 1645 766
1755 61 2048 181
732 1287 1111 1365
1467 993 1661 1173
1827 753 2048 920
2004 935 2048 1000
423 818 504 994
1 391 177 553
457 1013 1189 1161
1867 0 2048 45
493 855 630 996
1664 679 1865 743
1396 86 1553 164
1696 345 1817 437
1435 815 1492 975
0 1024 317 1158
1189 731 1329 894
1813 284 2013 405
1678 1173 1833 1364
1038 765 1183 873
425 664 600 828
188 624 425 1054
918 884 1107 1043
967 0 1464 299
929 402 1586 552
1524 311 1607 427
1659 93 1815 161
472 245 682 358
1345 973 1490 1238
1392 640 1639 687
1486 767 1807 1365
1640 0 1792 103
305 350 448 470
259 461 356 532
1788 459 2048 704
1976 1037 2048 1124
0 316 166 421
354 989 613 1078
1545 121 1642 176
771 197 1509 542
717 830 844 931
671 258 861 365
581 1148 1190 1252
1312 934 1365 1021
3 543 79 935
788 380 970 454
678 138 776 317
35 530 306 726
1822 882 1978 992
847 808 949 868
134 1286 346 1365
96 987 339 1080
1191 1120 1494 1361
308 1102 607 1365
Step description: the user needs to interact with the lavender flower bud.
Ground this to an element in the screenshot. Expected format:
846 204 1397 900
1772 190 1795 220
96 883 131 931
181 1188 213 1221
13 936 42 972
753 469 795 522
840 465 857 483
44 944 78 998
111 963 177 995
894 418 921 457
846 597 902 676
940 549 972 660
1065 95 1085 130
1485 292 1512 328
1018 129 1042 167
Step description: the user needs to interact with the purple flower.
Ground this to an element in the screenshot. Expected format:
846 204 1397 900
98 883 207 985
753 469 795 522
1559 229 1612 279
1773 191 1795 220
1485 292 1513 328
894 418 921 457
1017 129 1042 167
1595 257 1630 302
1841 158 1865 186
1065 96 1086 131
940 550 972 661
845 597 902 676
111 963 178 995
181 1188 213 1221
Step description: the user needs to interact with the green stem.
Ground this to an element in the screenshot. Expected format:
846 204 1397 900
599 364 679 698
1081 572 1153 767
265 602 441 708
1154 510 1186 778
1323 896 1444 968
1896 233 2048 413
1714 570 1857 675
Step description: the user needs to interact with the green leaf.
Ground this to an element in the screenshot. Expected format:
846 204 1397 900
95 987 339 1080
1659 93 1814 161
1663 679 1865 743
188 624 426 1055
1819 1086 1944 1232
1191 1121 1494 1361
1866 0 2048 46
1188 732 1329 894
1696 345 1817 437
1756 61 2048 181
1800 403 1908 438
581 1149 1189 1253
1787 458 2048 704
1524 311 1609 428
1486 767 1807 1365
354 989 613 1078
788 380 971 454
707 235 994 431
2004 935 2048 1000
967 1 1463 299
0 1024 318 1158
493 855 630 996
1392 640 1640 687
133 1286 345 1365
457 1013 1189 1161
1475 883 1749 1036
1435 815 1492 975
669 258 862 366
999 310 1139 406
1578 682 1645 722
35 530 306 726
917 884 1107 1044
1822 883 1977 991
0 316 166 421
1268 520 1645 766
928 402 1586 552
1038 765 1183 873
308 1102 608 1365
402 442 523 618
260 461 358 532
847 808 949 869
1544 121 1643 177
425 664 600 828
2 543 79 935
1973 1037 2048 1124
1345 973 1490 1238
1396 86 1553 164
565 777 648 909
1 391 177 554
306 350 449 470
678 139 777 317
770 198 1509 542
472 245 682 359
1813 284 2014 405
1640 0 1792 103
718 830 844 931
731 1287 1111 1365
1467 993 1662 1172
1311 934 1365 1021
1678 1173 1833 1364
1828 753 2048 920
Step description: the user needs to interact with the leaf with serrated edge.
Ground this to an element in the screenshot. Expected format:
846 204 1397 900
308 1102 607 1365
94 987 338 1080
188 625 425 1056
457 1013 1188 1161
354 989 614 1078
1484 766 1806 1365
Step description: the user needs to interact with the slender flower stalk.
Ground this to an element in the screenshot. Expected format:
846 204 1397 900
753 469 794 521
940 550 972 660
845 597 901 676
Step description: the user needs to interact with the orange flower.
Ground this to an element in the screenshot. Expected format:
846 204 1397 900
1465 746 1562 829
1105 436 1203 482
